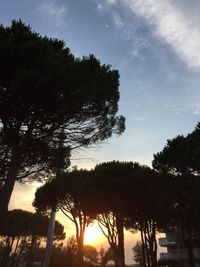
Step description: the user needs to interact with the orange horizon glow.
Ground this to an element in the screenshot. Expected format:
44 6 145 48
84 224 105 245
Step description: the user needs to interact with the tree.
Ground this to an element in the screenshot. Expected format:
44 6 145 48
92 161 164 267
99 247 106 265
0 20 125 215
152 122 200 177
123 165 168 267
132 242 144 266
0 209 65 266
83 245 99 264
34 170 93 263
152 122 200 267
65 235 78 258
50 237 77 267
99 247 114 266
85 161 135 267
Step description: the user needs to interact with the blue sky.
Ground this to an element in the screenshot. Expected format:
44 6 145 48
1 0 200 168
3 0 200 263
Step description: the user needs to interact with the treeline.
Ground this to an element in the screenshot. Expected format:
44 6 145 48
0 210 65 267
0 212 113 267
50 239 114 267
34 122 200 267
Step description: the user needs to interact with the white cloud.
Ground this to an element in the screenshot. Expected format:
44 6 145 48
37 1 67 27
102 0 200 70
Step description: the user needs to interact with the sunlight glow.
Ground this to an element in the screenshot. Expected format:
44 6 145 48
84 224 103 245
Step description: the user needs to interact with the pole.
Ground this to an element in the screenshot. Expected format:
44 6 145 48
42 206 56 267
43 129 68 267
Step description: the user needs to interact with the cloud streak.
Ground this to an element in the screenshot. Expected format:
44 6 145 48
102 0 200 70
36 1 67 27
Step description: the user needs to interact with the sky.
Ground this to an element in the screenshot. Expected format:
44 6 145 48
2 0 200 264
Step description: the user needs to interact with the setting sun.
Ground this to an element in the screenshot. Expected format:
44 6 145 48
84 224 103 245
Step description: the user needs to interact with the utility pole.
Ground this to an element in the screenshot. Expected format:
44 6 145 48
42 129 69 267
42 206 56 267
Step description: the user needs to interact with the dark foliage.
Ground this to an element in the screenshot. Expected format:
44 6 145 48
0 19 125 214
0 209 65 266
153 122 200 267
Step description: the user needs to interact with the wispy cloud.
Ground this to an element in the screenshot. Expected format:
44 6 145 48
164 103 185 115
96 0 150 59
36 1 67 27
100 0 200 70
134 116 144 121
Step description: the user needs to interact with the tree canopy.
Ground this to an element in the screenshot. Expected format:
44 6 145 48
34 170 92 263
0 20 125 214
153 122 200 176
0 209 65 266
152 122 200 267
34 161 165 267
0 209 65 240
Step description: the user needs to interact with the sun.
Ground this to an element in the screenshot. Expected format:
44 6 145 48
84 224 103 245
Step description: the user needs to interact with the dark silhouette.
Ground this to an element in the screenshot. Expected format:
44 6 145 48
153 122 200 267
0 20 125 216
0 209 65 266
88 161 135 267
34 170 93 264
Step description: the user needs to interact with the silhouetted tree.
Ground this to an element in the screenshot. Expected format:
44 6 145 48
99 247 114 266
153 122 200 177
124 165 167 267
34 170 92 263
50 239 76 267
83 245 99 264
0 209 65 266
132 241 143 266
0 20 125 215
86 161 135 267
153 122 200 267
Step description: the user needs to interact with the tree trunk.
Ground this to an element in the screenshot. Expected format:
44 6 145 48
1 236 15 267
115 256 122 267
30 238 38 267
26 236 36 267
143 220 158 267
140 227 146 267
180 209 195 267
111 244 121 267
0 148 20 217
14 236 20 255
11 236 20 266
16 237 27 267
77 230 84 263
116 213 125 267
34 240 41 264
143 225 151 267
